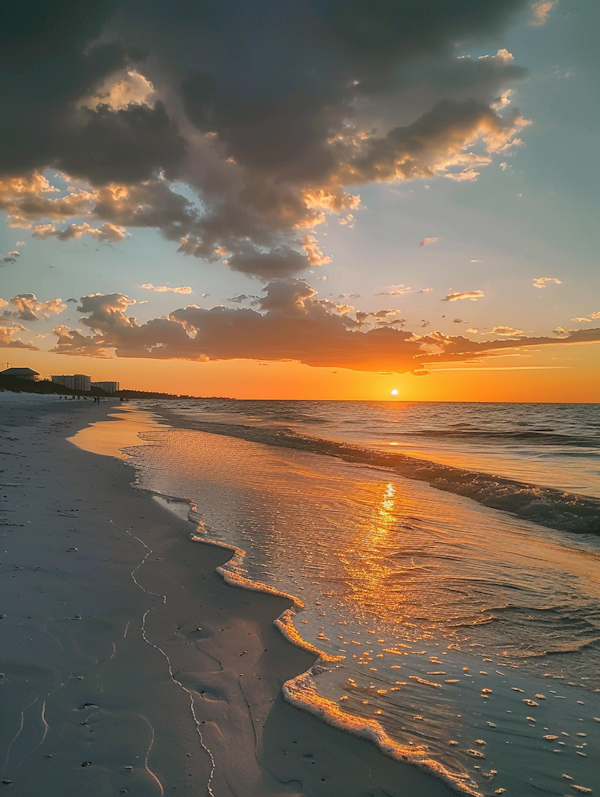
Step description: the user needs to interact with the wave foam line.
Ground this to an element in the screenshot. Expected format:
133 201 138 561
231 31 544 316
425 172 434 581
123 446 480 793
282 670 482 797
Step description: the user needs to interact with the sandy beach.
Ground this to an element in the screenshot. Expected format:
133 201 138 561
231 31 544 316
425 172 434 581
0 395 456 797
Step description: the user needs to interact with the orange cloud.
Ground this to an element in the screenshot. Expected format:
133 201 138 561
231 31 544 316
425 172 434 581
49 281 600 375
572 311 600 323
79 70 156 112
442 290 484 302
531 1 556 26
0 319 38 350
33 222 126 242
301 235 331 266
487 326 524 336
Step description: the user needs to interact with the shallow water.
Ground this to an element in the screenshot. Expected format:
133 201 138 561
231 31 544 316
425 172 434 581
155 400 600 498
93 399 600 797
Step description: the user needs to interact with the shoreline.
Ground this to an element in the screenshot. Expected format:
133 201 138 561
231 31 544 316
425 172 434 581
0 396 456 796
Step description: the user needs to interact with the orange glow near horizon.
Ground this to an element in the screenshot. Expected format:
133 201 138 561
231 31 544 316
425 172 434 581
6 340 600 402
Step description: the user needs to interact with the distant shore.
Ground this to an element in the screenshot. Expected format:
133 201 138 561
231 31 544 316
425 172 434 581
0 395 454 796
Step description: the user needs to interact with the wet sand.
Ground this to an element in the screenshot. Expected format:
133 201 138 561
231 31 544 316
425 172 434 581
0 395 455 797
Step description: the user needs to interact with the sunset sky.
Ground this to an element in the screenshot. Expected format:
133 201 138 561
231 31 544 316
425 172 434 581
1 0 599 401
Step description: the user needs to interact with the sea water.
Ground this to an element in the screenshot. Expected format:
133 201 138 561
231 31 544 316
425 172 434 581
123 401 600 796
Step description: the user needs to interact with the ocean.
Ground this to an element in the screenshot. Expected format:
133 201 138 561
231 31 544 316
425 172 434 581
119 400 600 796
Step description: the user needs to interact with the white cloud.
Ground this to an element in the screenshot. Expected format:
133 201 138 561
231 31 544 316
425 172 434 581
533 277 562 289
375 284 412 296
6 293 67 321
141 284 194 294
444 168 480 182
419 237 438 246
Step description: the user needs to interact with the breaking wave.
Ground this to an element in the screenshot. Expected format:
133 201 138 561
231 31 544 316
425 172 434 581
143 412 600 535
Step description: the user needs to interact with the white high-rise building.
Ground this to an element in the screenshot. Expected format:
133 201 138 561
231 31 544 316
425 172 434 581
51 374 91 392
91 381 120 393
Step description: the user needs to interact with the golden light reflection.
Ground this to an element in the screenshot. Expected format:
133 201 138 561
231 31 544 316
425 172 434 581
338 481 412 626
68 408 159 459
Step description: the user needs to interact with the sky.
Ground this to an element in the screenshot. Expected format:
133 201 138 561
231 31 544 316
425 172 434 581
0 0 599 401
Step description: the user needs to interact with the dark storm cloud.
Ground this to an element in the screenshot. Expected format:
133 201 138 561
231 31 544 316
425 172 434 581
57 103 187 185
0 0 132 175
1 0 531 278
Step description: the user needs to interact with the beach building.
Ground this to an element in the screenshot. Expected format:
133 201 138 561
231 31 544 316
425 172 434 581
51 373 91 392
0 367 40 380
91 381 120 393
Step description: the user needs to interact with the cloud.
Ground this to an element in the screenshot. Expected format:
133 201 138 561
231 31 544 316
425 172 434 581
6 294 67 322
228 295 260 305
487 325 524 336
418 287 434 294
571 311 600 323
331 100 529 189
1 250 20 265
141 284 193 294
453 318 466 323
32 222 127 242
0 0 532 279
226 246 314 279
375 284 412 296
419 237 439 246
533 277 562 289
49 279 600 373
302 235 331 266
444 168 480 181
0 319 38 350
79 70 156 112
531 1 556 26
442 290 485 301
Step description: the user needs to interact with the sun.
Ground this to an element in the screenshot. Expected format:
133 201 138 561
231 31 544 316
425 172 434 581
390 388 399 397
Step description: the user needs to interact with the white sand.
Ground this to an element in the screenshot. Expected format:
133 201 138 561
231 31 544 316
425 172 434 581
0 396 456 796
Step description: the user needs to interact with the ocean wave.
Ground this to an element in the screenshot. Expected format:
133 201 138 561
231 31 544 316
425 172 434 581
395 428 600 448
282 669 482 797
142 412 600 536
